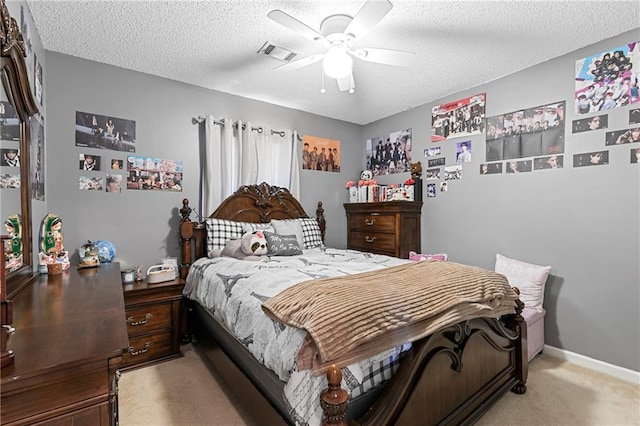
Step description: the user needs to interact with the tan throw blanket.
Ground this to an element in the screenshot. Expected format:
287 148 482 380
262 261 518 375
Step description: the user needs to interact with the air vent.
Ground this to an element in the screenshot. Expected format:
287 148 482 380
258 41 298 62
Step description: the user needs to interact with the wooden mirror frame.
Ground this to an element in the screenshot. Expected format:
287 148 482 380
1 0 39 297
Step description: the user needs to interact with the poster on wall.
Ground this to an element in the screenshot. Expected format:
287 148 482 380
426 183 436 197
424 146 441 157
302 135 340 172
0 101 20 141
574 41 639 114
573 150 609 167
572 114 608 133
485 101 565 161
443 165 462 180
431 93 485 142
631 148 640 163
426 168 440 180
30 113 45 201
630 108 640 124
126 155 183 191
75 111 136 152
366 128 412 176
605 127 640 145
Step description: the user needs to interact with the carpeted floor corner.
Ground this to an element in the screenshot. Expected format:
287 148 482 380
118 344 640 426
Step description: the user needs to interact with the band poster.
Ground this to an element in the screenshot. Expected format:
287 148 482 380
431 93 485 142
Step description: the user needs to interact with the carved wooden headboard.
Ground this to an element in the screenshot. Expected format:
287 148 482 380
178 183 325 279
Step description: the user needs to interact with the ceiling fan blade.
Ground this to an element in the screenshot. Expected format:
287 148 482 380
268 10 326 44
355 48 415 66
336 73 355 92
344 0 393 40
273 54 324 71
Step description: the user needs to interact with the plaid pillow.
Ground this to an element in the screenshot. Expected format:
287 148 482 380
205 218 246 252
299 218 324 249
243 222 274 234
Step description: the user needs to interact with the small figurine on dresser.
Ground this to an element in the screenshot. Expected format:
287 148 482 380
3 214 22 270
134 265 144 282
38 213 71 273
77 241 100 269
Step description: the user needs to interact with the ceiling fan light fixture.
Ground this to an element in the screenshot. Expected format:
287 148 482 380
322 45 352 79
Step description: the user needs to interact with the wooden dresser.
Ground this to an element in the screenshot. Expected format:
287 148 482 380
121 278 185 370
1 263 129 425
344 201 423 258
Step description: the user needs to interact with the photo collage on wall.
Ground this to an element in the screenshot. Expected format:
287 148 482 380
366 128 412 176
302 135 340 172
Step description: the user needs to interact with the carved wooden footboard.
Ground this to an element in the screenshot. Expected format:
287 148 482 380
178 183 527 425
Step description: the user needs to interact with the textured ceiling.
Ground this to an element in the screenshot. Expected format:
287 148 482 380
25 0 640 125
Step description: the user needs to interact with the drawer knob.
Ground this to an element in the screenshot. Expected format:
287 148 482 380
365 236 376 243
128 342 152 356
127 313 153 326
364 219 375 226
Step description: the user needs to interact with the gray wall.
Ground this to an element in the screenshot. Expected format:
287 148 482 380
44 52 360 272
43 26 639 372
363 28 640 372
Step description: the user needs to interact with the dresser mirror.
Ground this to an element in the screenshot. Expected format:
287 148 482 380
1 0 39 297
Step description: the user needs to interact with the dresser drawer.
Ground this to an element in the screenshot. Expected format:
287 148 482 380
122 331 173 366
348 213 396 232
348 231 396 255
125 303 172 335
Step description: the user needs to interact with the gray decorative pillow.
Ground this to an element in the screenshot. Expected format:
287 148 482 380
264 232 303 256
270 219 304 248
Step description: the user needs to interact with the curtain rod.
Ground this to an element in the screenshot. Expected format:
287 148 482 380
193 115 301 140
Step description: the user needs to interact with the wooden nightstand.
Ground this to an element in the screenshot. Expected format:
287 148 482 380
344 201 423 258
121 278 185 370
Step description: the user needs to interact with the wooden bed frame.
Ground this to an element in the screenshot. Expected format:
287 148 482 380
179 183 528 425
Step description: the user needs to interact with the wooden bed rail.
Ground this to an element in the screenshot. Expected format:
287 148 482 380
320 293 528 425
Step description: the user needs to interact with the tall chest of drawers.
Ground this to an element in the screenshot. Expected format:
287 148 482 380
344 201 423 259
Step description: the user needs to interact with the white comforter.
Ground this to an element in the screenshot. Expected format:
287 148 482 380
183 247 410 425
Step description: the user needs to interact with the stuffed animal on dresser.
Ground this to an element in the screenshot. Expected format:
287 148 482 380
209 231 268 261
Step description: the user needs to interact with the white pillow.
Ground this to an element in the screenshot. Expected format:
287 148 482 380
271 219 304 248
243 222 274 234
495 254 551 313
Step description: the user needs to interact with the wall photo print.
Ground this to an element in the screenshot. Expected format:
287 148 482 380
631 147 640 163
573 150 609 167
0 101 20 141
79 176 104 191
572 114 608 133
1 149 20 167
302 135 340 172
366 128 412 176
480 163 502 175
533 155 563 170
456 141 472 163
79 153 101 171
431 93 485 142
126 155 183 191
575 41 639 115
75 111 136 152
630 108 640 124
0 173 20 189
30 113 45 201
506 160 532 173
605 127 640 145
486 101 565 162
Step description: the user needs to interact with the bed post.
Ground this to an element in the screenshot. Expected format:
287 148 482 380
320 365 348 426
179 198 194 280
509 287 528 394
316 201 326 243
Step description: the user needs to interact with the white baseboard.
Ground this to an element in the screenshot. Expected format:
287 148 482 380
543 344 640 385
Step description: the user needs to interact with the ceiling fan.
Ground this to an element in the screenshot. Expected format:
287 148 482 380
267 0 414 93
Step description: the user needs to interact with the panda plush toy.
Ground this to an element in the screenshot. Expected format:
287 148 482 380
360 169 373 180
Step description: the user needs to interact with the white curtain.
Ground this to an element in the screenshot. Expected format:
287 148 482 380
203 116 299 215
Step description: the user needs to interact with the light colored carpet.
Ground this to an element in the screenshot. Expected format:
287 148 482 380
119 344 640 426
